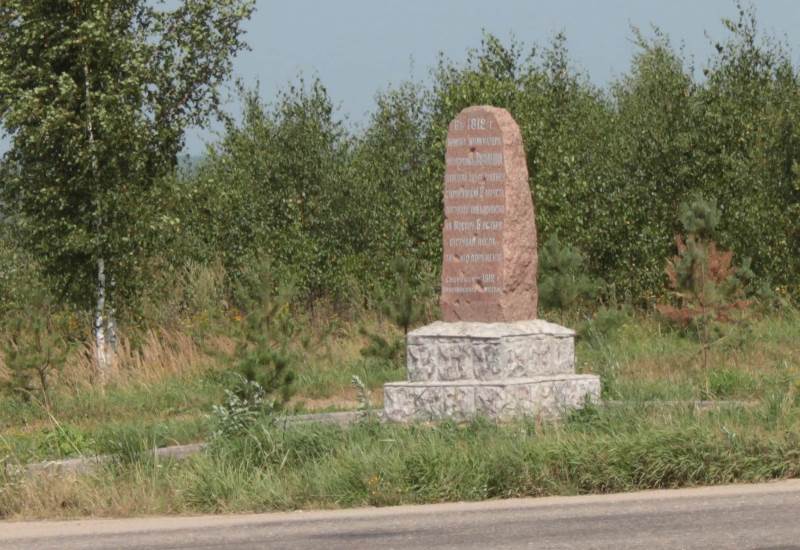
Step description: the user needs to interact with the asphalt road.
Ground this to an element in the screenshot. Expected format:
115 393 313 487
2 480 800 549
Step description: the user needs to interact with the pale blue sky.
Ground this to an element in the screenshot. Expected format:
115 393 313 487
2 1 800 155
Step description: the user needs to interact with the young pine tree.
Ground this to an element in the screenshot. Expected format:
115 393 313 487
361 257 429 366
538 235 598 323
1 288 73 410
657 197 750 368
227 257 297 414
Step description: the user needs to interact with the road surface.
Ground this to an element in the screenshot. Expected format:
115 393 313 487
2 480 800 549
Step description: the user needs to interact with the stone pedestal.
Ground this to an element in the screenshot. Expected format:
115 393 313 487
383 320 600 422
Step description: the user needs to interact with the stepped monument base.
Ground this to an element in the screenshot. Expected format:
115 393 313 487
383 321 601 422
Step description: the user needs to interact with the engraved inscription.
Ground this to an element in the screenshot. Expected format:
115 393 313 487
441 108 505 302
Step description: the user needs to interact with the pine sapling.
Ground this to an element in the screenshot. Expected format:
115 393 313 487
657 197 750 369
1 289 71 410
225 257 297 422
360 257 429 366
538 234 598 323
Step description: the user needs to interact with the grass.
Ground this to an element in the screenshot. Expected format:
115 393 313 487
2 396 799 519
0 305 798 518
0 313 406 463
574 308 800 402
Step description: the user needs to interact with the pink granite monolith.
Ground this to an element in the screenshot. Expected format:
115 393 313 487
440 106 538 322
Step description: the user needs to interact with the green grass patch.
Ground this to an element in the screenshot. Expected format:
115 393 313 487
3 397 800 519
1 305 798 519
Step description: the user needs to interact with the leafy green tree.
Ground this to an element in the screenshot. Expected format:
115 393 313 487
0 0 254 375
604 27 698 302
182 80 361 305
352 82 441 289
696 3 800 295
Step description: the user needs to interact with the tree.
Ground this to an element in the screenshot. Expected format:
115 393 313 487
1 286 72 410
0 0 254 376
352 81 440 291
360 257 430 367
538 234 597 322
657 197 751 369
228 255 296 415
185 80 360 304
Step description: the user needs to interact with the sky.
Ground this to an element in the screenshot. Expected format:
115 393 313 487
2 0 800 155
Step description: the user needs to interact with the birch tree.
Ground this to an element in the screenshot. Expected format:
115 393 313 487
0 0 254 375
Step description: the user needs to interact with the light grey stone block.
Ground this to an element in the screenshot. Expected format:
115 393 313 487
384 381 476 422
406 321 575 382
386 320 601 423
383 375 601 423
407 320 575 342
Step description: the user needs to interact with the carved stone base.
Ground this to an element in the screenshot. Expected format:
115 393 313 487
383 320 601 422
405 320 577 382
383 375 600 422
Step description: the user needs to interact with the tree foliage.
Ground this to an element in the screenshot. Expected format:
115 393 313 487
538 235 598 320
173 8 800 311
4 2 799 328
181 80 362 304
0 0 254 314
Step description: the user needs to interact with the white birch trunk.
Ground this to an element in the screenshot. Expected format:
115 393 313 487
107 274 118 352
94 258 110 378
85 62 113 379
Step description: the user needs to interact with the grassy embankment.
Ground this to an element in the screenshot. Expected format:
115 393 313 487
1 307 798 518
0 310 401 464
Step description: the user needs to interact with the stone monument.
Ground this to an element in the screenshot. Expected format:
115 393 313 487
383 106 600 422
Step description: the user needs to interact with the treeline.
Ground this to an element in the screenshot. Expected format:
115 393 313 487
2 6 800 321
